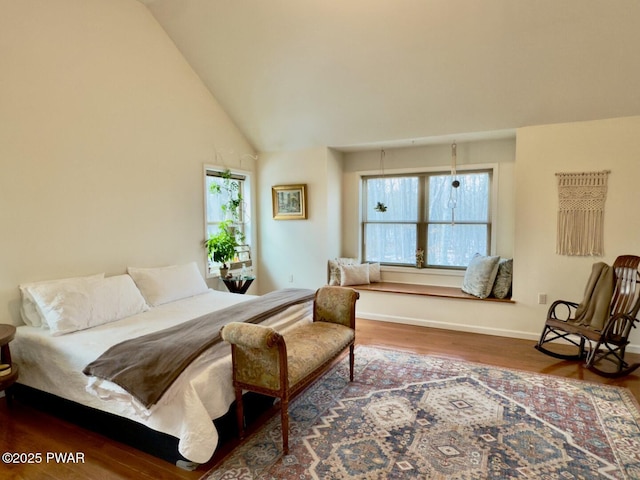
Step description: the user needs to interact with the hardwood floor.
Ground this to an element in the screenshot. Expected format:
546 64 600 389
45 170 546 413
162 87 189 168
1 319 639 479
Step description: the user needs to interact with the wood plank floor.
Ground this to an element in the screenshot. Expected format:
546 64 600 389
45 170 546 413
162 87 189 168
1 319 639 479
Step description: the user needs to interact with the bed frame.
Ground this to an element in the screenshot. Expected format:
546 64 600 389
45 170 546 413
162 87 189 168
14 384 274 468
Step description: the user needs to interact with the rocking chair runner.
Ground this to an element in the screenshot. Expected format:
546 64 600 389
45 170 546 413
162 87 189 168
536 255 640 378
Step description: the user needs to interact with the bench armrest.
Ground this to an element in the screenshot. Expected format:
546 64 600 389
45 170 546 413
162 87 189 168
220 322 281 349
221 322 285 391
313 286 359 329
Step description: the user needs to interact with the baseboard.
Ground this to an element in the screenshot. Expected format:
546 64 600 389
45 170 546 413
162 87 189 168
357 311 640 354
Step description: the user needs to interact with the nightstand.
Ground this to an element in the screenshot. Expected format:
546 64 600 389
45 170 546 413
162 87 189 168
0 324 19 406
222 276 255 294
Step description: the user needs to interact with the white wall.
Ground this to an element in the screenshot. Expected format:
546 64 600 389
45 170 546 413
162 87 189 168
0 0 255 325
257 147 343 292
514 116 640 347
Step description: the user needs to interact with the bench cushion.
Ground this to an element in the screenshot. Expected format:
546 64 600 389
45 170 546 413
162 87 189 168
283 322 355 386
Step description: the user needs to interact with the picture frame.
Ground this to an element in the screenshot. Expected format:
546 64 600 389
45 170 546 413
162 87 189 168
272 184 307 220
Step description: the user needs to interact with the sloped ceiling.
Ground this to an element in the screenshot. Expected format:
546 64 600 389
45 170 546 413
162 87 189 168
140 0 640 152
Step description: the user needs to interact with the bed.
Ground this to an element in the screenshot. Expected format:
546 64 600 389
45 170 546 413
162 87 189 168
10 262 314 466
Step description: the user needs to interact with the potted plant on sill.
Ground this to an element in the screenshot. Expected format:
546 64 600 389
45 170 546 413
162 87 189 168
205 220 239 278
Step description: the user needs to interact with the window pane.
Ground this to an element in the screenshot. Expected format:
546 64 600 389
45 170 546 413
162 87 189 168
366 177 419 222
206 176 227 223
365 223 416 264
429 173 489 222
427 224 488 267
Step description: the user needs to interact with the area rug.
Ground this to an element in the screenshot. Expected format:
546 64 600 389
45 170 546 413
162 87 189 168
201 346 640 479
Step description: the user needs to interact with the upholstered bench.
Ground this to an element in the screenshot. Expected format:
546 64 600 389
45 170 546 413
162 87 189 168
220 286 359 453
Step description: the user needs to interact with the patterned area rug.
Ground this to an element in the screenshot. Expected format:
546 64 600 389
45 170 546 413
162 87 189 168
201 346 640 479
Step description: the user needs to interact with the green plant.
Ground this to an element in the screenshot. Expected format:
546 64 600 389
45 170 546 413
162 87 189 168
205 220 239 269
209 169 243 222
209 169 245 245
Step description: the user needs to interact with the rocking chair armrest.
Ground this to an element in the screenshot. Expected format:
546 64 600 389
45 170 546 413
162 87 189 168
600 312 639 335
547 300 579 321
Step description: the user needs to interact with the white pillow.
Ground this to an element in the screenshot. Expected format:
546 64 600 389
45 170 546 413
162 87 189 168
127 262 209 307
19 273 105 327
29 275 149 336
328 257 358 286
368 262 381 283
461 254 501 299
340 264 370 286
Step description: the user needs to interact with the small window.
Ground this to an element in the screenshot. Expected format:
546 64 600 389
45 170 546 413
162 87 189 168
205 170 246 237
362 169 492 269
204 167 252 274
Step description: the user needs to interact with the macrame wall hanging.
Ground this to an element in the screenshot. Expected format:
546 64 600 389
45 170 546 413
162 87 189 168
556 170 610 256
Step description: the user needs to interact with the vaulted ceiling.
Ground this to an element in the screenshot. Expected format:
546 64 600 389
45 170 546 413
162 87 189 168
140 0 640 152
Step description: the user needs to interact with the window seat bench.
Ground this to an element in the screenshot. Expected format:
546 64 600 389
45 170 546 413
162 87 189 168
350 282 514 303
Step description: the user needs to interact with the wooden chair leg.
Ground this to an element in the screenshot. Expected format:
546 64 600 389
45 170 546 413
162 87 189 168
235 386 244 439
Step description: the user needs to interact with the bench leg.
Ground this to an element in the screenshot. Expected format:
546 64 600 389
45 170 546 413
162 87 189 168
281 395 289 454
235 386 244 439
349 344 354 382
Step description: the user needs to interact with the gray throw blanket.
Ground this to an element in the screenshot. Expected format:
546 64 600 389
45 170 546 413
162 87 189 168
83 288 315 408
573 262 614 331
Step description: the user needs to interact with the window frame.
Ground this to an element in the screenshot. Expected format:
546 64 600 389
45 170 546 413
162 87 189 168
360 164 498 270
204 165 253 277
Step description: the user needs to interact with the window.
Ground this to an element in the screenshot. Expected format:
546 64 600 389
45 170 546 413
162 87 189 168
362 169 492 268
204 167 252 273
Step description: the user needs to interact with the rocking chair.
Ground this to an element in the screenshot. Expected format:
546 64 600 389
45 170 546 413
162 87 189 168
535 255 640 378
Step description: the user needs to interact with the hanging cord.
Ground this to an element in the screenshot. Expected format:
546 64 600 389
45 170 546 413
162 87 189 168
375 149 387 212
448 142 459 224
450 142 457 179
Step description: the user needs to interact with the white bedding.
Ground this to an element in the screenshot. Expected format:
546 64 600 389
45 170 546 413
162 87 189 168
11 289 313 463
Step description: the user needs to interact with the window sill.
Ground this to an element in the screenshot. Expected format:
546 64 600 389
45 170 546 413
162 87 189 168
350 282 514 303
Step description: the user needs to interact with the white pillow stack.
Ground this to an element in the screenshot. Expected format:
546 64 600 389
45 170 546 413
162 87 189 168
19 273 105 328
328 258 381 287
24 274 149 336
18 262 211 336
127 261 209 307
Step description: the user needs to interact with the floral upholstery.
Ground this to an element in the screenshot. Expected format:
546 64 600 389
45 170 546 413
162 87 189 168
314 286 358 328
221 322 283 390
220 322 280 349
220 286 359 453
285 322 354 385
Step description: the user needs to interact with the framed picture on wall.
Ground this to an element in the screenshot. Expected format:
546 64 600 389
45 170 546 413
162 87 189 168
272 184 307 220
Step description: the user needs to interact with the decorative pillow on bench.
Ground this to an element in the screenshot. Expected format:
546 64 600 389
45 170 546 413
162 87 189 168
462 253 513 299
328 258 358 286
340 264 369 286
328 258 381 286
491 257 513 299
462 254 500 299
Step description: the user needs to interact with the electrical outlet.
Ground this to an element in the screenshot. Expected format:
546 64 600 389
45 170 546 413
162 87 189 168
538 293 547 305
